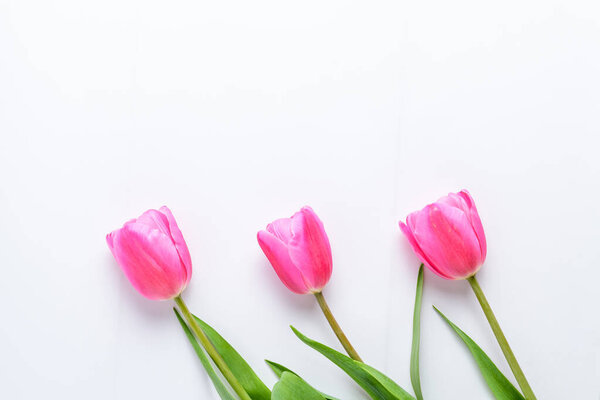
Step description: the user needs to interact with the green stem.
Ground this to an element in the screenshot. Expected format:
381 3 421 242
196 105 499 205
467 275 536 400
313 291 363 362
410 265 425 400
174 295 252 400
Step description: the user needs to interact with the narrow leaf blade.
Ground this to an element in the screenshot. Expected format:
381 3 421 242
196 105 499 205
433 307 525 400
192 315 271 400
265 360 291 379
271 372 326 400
173 309 236 400
359 363 415 400
291 326 415 400
265 360 342 400
410 264 425 400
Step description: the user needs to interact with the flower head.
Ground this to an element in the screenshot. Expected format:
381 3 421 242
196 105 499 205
399 190 486 280
107 206 192 300
257 206 332 294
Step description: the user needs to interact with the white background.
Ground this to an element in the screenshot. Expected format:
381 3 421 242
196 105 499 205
1 1 599 399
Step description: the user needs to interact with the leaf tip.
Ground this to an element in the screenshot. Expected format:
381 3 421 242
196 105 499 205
173 307 184 320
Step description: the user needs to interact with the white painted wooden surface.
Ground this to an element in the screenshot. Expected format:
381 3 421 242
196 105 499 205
1 1 598 398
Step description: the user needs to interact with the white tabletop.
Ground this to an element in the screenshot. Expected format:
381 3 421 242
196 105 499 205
1 1 599 399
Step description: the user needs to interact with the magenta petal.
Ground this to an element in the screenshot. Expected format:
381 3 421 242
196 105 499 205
159 206 193 285
413 203 482 279
136 209 172 236
287 207 332 292
399 220 452 279
437 192 470 215
266 217 294 244
399 190 487 280
457 190 487 261
257 230 310 294
106 232 115 252
111 222 187 300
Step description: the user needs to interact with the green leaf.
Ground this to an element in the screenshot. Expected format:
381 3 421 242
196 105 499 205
271 372 327 400
358 363 415 400
265 360 342 400
265 360 293 379
173 309 236 400
433 307 525 400
410 265 425 400
192 314 271 400
291 326 415 400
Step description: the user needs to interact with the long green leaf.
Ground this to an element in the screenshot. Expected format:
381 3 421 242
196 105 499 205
291 326 415 400
433 307 525 400
265 360 342 400
271 372 326 400
265 360 294 379
173 309 236 400
192 315 271 400
410 265 424 400
358 363 414 400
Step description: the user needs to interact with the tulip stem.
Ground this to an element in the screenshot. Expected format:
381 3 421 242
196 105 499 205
467 275 536 400
314 291 363 362
174 295 252 400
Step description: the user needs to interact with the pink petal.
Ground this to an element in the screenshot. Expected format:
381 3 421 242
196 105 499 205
287 207 332 292
266 217 294 244
437 192 470 214
159 206 193 285
106 232 115 252
399 219 453 279
457 190 487 261
136 209 171 236
412 203 482 279
110 222 187 300
257 230 310 294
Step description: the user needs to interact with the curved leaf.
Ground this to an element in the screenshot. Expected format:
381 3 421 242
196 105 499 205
291 326 415 400
265 360 294 379
272 372 326 400
433 307 525 400
174 309 236 400
359 363 414 400
265 360 341 400
192 315 271 400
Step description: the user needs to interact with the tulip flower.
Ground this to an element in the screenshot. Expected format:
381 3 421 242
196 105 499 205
258 206 362 362
257 206 332 294
398 189 486 280
106 206 192 300
107 207 251 400
399 190 536 399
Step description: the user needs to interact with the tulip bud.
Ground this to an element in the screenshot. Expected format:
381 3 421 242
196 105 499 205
257 206 333 294
399 190 487 280
106 206 192 300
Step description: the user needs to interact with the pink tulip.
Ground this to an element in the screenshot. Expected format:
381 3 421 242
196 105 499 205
257 206 333 294
399 190 487 280
106 206 192 300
